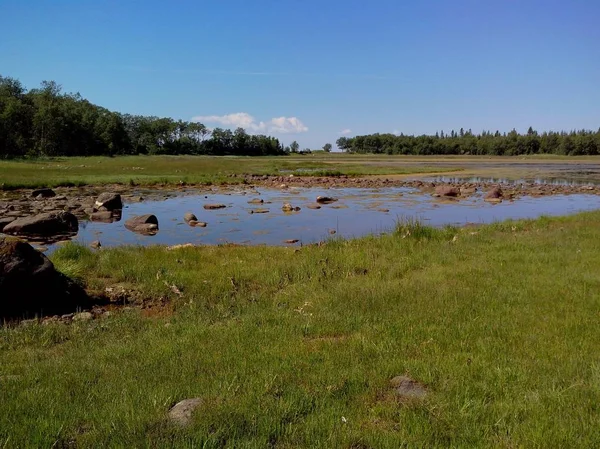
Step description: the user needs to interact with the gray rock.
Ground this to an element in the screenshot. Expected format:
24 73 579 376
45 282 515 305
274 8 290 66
389 375 427 400
203 204 226 210
3 211 78 237
73 311 93 321
94 192 123 211
168 398 203 426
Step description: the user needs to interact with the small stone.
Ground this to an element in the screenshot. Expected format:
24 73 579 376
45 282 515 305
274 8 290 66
329 229 337 235
306 204 322 210
168 398 203 426
184 212 197 223
284 239 299 244
195 222 207 227
90 240 101 249
247 198 264 204
73 311 93 322
389 375 427 400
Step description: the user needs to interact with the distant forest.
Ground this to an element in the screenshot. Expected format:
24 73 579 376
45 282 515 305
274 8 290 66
337 127 600 156
0 75 285 158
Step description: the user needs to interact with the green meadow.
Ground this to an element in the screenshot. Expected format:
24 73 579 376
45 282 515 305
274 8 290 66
2 212 600 447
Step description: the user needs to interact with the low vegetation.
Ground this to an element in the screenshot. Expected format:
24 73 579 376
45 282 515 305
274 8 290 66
0 155 453 190
2 212 600 447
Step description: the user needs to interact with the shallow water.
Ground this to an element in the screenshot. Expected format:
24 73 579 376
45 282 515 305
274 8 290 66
45 186 600 251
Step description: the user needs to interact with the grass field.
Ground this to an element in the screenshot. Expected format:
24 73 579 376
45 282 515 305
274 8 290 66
0 155 459 190
2 212 600 447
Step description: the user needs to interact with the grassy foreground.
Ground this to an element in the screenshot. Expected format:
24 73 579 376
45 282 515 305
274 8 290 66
0 155 453 190
2 213 600 447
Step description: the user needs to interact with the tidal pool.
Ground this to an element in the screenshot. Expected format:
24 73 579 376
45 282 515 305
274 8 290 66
50 186 600 251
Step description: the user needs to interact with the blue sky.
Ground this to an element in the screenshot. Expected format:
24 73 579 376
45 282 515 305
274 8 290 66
1 0 599 148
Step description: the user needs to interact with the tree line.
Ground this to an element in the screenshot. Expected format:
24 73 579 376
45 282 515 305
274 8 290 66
0 75 286 158
336 127 600 156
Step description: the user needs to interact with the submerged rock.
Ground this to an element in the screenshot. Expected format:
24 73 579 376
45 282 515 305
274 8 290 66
124 214 159 235
203 204 226 210
0 236 89 318
3 211 78 237
316 196 338 204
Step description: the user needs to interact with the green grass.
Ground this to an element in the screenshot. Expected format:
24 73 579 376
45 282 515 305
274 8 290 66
0 155 454 190
2 212 600 447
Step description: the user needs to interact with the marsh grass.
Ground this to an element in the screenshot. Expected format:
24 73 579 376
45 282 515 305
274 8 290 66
1 212 600 447
0 155 452 190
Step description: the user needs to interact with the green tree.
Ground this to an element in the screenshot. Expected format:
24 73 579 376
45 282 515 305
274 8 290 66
289 140 299 153
323 143 332 152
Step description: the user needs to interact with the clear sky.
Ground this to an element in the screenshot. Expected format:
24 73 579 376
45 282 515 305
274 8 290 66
1 0 599 149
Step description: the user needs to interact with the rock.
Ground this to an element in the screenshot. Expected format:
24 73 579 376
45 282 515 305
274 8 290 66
90 211 113 222
434 186 460 197
73 311 93 321
284 239 299 244
329 229 337 235
377 208 390 213
90 240 101 249
3 211 78 237
0 236 89 319
168 398 203 427
282 203 294 212
124 214 159 235
316 196 338 204
247 198 264 204
94 192 123 211
250 209 270 214
203 204 226 210
0 217 15 232
195 222 207 228
184 212 197 223
280 184 288 189
485 186 503 200
306 204 322 210
31 188 56 198
389 375 427 400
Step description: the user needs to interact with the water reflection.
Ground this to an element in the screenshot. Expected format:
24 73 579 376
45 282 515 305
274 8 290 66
41 186 600 252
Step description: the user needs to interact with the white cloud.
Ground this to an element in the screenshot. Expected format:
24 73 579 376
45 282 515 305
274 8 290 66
192 112 308 134
339 128 352 135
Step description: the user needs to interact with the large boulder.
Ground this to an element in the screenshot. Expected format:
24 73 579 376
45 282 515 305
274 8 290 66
0 236 88 318
3 211 78 237
94 192 123 211
125 214 159 235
